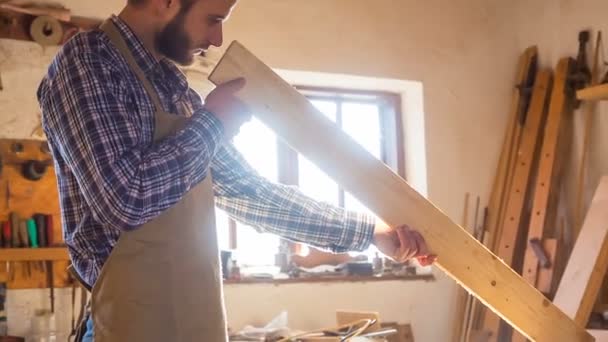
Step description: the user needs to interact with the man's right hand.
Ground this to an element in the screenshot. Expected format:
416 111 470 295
203 77 251 139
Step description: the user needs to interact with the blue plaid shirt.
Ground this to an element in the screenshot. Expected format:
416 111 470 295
36 15 375 287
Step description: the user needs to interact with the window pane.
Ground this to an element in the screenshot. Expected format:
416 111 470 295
233 118 278 181
298 100 340 205
310 99 337 121
236 226 280 267
228 118 281 267
342 102 382 159
215 208 230 251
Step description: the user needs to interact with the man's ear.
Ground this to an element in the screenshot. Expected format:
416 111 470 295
150 0 180 20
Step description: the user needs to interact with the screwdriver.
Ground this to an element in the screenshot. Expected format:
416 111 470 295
9 213 19 248
1 221 10 248
34 214 46 248
19 220 30 278
1 221 10 281
34 215 47 274
45 215 54 247
27 219 38 248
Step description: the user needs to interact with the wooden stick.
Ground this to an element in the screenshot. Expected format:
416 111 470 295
208 41 593 342
487 47 537 253
574 31 602 240
482 69 553 341
521 57 573 287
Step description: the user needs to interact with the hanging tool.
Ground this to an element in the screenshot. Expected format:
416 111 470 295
26 219 38 248
19 220 31 278
45 214 54 247
9 212 19 248
29 15 64 46
3 219 13 282
34 214 46 248
1 221 10 248
569 30 592 108
21 159 52 181
1 221 10 283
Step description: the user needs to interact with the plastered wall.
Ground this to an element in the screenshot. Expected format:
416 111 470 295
0 1 525 340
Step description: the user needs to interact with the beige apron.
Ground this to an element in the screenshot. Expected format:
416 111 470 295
88 20 227 342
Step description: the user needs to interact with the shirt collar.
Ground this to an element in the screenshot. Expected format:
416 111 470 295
109 15 190 102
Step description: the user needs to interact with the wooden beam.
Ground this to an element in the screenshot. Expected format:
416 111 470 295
495 69 551 267
482 68 552 340
554 176 608 326
0 248 69 262
486 46 537 254
208 41 593 342
521 58 573 286
577 83 608 101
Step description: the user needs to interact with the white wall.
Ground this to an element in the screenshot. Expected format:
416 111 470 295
0 1 521 340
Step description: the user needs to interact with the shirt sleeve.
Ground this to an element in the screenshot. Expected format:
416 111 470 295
211 144 376 253
38 49 225 232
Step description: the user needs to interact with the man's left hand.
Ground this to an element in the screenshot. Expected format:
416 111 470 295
372 221 436 266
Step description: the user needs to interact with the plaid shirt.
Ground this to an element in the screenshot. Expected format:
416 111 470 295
36 15 375 287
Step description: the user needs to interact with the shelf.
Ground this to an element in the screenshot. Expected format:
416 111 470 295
224 273 435 285
576 83 608 101
0 247 69 262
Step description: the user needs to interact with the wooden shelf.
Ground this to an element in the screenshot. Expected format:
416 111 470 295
0 247 69 262
224 273 435 285
577 83 608 101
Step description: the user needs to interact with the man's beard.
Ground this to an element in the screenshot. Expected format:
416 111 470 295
155 11 196 66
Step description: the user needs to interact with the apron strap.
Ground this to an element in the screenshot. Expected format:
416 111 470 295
99 19 165 114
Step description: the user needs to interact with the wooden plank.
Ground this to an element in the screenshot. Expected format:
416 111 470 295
575 33 603 241
495 69 551 267
577 83 608 101
481 69 552 340
554 176 608 326
521 58 573 286
0 248 69 261
487 47 537 252
208 41 593 342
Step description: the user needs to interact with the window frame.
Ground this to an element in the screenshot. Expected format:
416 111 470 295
224 85 407 259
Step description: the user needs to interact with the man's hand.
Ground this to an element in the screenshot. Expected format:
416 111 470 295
203 77 252 139
372 221 436 266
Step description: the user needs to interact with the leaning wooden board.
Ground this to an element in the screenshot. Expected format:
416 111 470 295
521 58 573 287
553 176 608 326
208 41 592 341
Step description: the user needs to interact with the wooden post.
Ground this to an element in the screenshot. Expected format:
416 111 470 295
482 69 552 340
208 41 593 342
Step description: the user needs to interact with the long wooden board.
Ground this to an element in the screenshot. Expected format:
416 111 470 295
487 46 537 253
554 176 608 326
482 69 552 340
521 58 573 287
208 41 593 342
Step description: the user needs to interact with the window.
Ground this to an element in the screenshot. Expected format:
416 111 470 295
215 86 405 271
